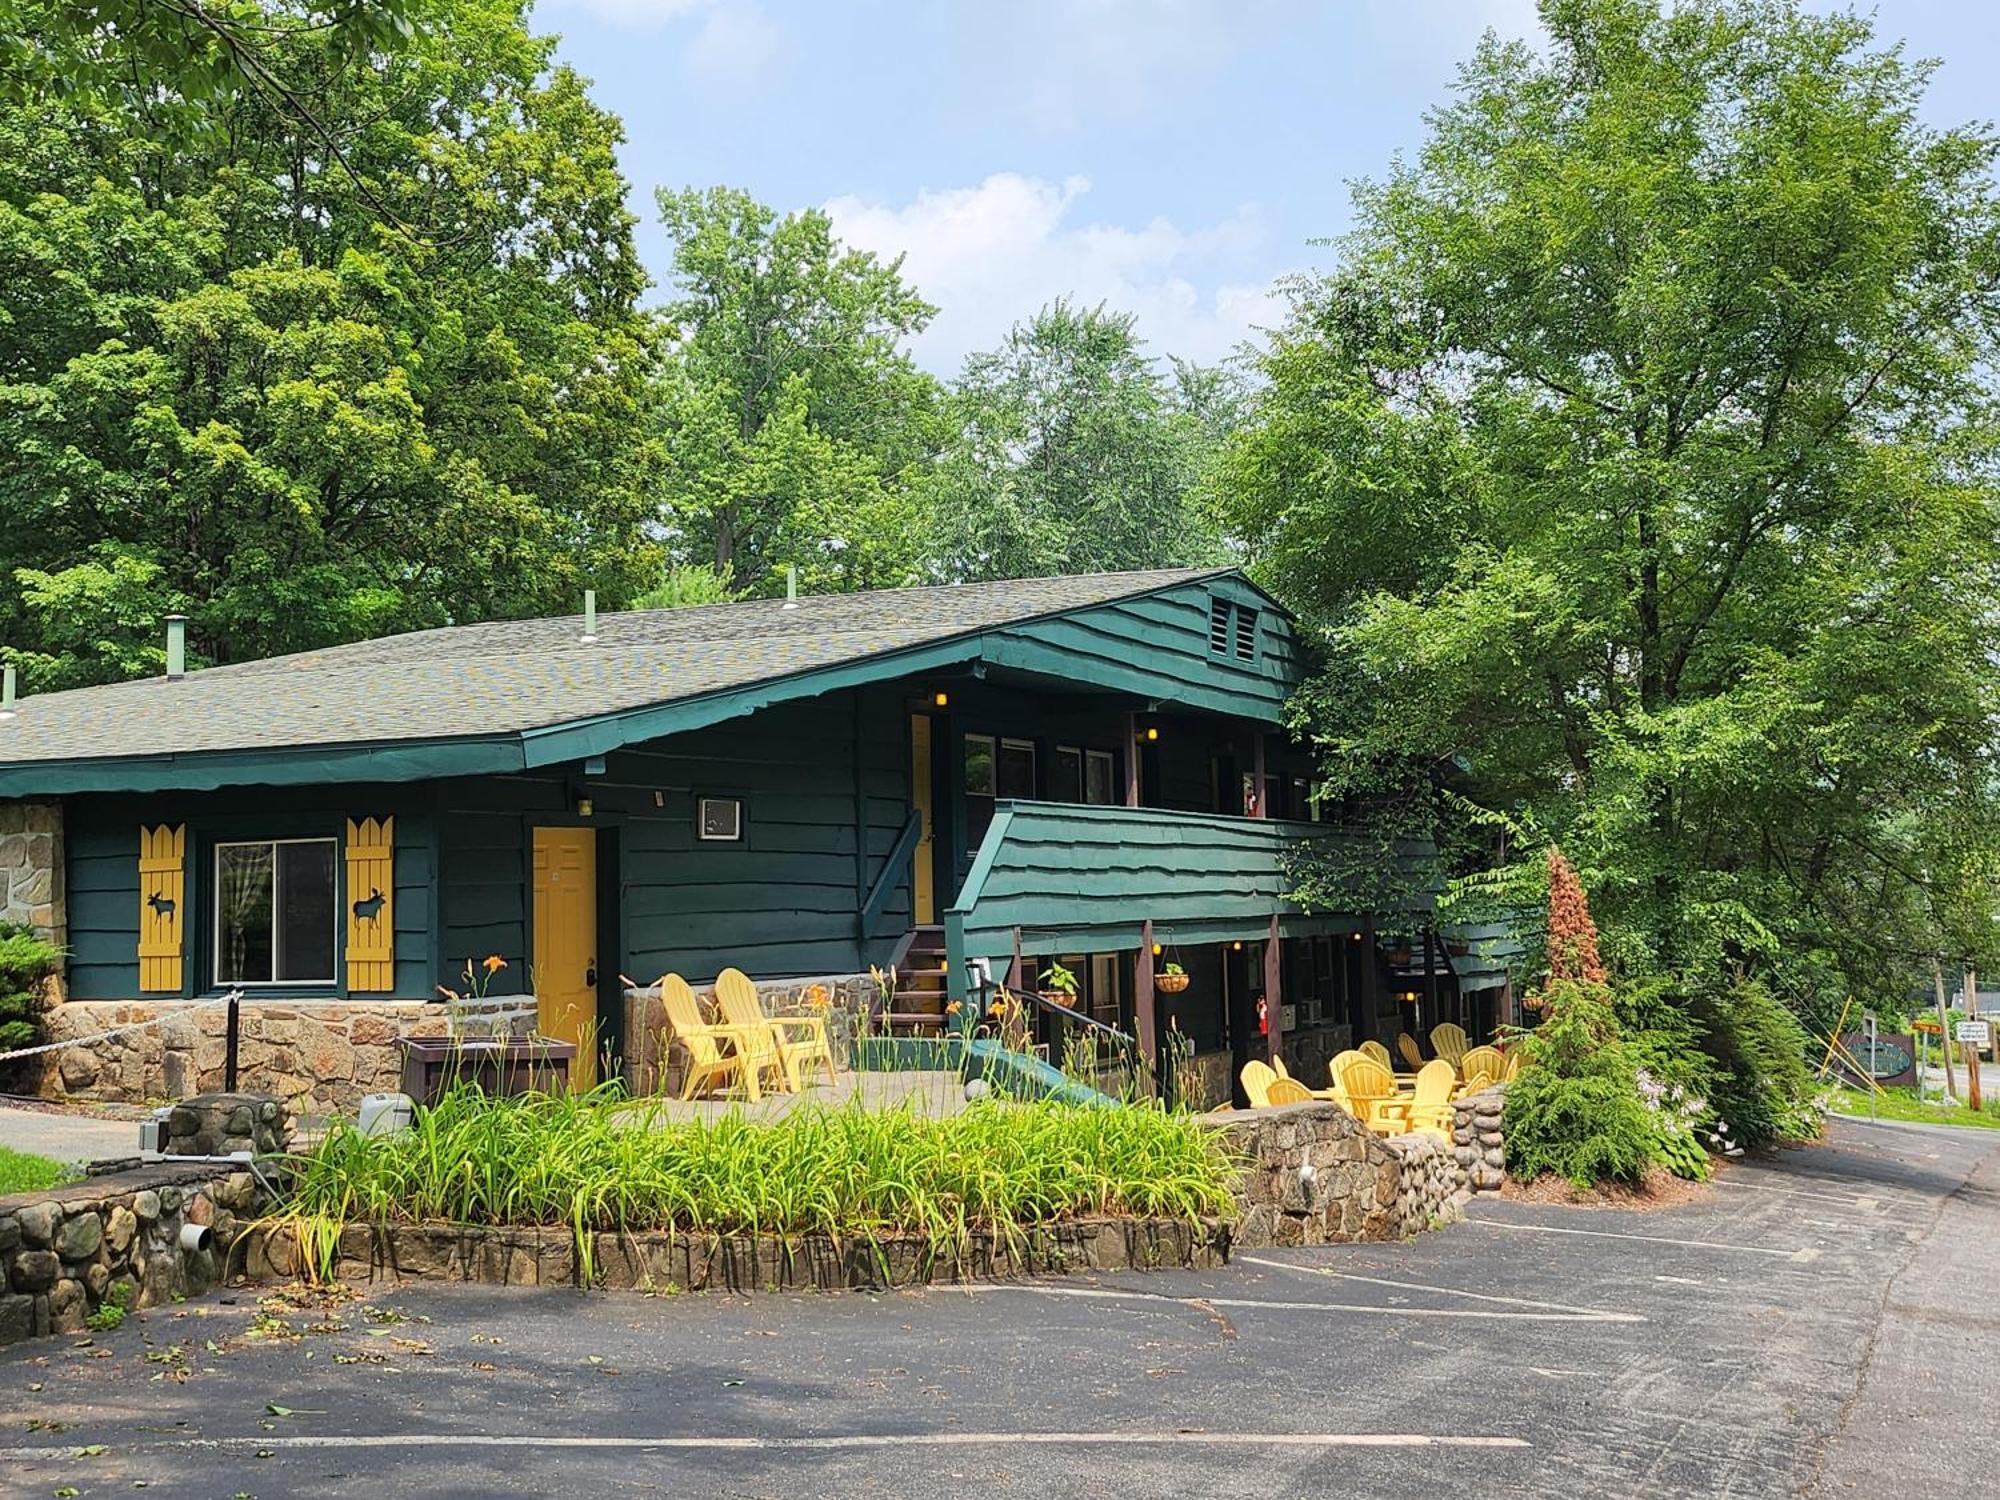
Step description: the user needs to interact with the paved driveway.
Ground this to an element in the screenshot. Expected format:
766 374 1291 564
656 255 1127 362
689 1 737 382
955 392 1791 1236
0 1104 140 1168
3 1117 1996 1498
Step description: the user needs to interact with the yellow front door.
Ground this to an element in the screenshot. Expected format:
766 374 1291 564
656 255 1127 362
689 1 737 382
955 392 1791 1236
532 826 599 1087
910 714 936 924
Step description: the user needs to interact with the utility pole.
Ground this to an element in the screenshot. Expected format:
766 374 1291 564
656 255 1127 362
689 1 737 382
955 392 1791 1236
1935 961 1958 1102
1965 966 1983 1114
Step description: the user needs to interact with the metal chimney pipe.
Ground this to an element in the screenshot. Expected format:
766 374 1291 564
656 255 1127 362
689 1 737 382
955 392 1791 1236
0 663 15 718
783 565 798 610
581 589 598 643
164 615 187 680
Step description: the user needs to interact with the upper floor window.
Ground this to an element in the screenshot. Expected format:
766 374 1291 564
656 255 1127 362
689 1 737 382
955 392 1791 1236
215 838 337 985
1054 745 1120 805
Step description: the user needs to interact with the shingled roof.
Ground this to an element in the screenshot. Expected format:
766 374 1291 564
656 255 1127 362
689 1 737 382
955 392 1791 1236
0 568 1249 792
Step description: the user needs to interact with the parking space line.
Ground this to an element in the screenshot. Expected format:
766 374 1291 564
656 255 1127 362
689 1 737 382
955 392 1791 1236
1709 1177 1885 1212
0 1431 1534 1458
959 1281 1646 1322
1235 1256 1643 1322
1464 1217 1821 1262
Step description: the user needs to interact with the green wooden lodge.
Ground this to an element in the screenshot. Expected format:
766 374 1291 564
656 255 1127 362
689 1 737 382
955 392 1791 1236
0 568 1509 1110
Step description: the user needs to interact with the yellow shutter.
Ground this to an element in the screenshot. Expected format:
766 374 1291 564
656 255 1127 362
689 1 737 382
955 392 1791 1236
138 824 185 993
344 817 396 992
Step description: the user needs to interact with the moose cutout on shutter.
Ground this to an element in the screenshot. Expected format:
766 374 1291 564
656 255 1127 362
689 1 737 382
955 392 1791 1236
344 817 395 992
137 824 186 993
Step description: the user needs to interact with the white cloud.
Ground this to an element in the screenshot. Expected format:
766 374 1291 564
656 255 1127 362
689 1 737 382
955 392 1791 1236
684 3 783 83
541 0 784 84
823 173 1285 374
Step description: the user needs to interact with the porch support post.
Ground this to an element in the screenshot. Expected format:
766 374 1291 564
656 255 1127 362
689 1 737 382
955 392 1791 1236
1008 926 1024 993
1265 914 1283 1061
1251 732 1267 818
1125 712 1141 807
1424 925 1440 1032
1135 919 1158 1062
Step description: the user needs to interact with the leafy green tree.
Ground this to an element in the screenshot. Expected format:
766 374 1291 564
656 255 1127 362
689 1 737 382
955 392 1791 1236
0 0 661 670
650 187 943 594
1223 0 2000 1016
921 301 1235 581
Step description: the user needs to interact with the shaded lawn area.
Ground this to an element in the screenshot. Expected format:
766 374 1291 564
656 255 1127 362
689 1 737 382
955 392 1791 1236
0 1143 71 1195
1828 1086 2000 1130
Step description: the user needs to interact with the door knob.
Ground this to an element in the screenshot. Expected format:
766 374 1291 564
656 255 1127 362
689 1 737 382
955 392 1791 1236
585 960 598 987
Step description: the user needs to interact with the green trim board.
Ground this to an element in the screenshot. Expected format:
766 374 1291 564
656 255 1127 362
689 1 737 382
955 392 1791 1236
0 570 1301 796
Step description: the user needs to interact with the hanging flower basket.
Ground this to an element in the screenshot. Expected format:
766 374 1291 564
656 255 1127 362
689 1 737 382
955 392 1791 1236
1155 972 1191 994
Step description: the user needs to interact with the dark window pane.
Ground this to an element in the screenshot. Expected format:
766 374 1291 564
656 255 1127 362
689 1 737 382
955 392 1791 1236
997 740 1036 799
1085 752 1117 806
277 842 335 982
1052 747 1083 802
216 844 274 983
963 735 996 797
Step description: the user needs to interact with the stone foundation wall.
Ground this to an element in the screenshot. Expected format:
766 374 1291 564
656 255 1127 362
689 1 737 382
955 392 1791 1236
1206 1100 1463 1247
0 1164 274 1347
0 799 64 953
1450 1085 1508 1194
622 973 878 1096
30 1001 449 1116
1281 1023 1354 1096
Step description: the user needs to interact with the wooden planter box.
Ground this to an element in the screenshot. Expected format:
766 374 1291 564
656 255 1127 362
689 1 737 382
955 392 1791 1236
397 1036 578 1104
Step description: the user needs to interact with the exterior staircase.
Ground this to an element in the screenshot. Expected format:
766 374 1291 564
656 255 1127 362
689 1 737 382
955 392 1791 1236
883 924 951 1034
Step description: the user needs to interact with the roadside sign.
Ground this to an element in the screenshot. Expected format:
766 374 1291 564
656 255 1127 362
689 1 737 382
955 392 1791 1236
1912 1014 1943 1034
1954 1020 1991 1046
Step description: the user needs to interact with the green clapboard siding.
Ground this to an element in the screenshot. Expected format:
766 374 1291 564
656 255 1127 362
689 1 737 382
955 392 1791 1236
63 787 437 1000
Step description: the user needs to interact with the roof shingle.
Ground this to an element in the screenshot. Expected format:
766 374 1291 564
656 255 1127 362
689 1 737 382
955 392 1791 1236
0 568 1225 769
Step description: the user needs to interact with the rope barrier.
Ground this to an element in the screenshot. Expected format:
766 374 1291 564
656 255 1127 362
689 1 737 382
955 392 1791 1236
0 989 244 1066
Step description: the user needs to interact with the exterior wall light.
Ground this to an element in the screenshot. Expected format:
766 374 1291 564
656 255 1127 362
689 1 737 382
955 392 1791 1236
933 690 949 708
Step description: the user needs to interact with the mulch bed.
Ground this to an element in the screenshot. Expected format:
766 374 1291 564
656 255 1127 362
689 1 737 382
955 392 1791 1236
1498 1163 1708 1211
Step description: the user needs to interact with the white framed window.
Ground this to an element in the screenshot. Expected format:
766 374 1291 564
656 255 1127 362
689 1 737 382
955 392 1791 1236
697 797 743 841
214 838 337 985
997 738 1037 798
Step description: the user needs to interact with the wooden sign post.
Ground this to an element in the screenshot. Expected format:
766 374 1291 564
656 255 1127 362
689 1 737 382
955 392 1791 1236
1955 1019 1989 1114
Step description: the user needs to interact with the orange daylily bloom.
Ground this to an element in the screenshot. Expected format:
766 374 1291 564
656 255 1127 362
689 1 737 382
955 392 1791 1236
483 955 507 975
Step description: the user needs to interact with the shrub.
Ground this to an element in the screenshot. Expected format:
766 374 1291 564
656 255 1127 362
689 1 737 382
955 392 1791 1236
1692 979 1819 1149
1504 980 1659 1189
268 1086 1241 1284
0 921 62 1054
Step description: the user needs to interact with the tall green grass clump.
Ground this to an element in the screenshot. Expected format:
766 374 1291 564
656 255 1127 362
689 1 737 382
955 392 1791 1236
270 1087 1239 1282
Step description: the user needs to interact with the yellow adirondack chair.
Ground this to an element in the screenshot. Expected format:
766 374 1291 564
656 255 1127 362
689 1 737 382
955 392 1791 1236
1360 1038 1393 1071
1459 1045 1505 1092
1240 1059 1278 1108
1503 1048 1525 1081
1274 1054 1341 1101
1430 1022 1469 1069
1396 1032 1426 1070
659 973 775 1102
1332 1053 1411 1136
1267 1077 1316 1106
1405 1059 1457 1140
715 967 837 1092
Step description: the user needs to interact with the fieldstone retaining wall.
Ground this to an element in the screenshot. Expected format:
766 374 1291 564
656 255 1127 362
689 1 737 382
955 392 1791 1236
622 973 878 1095
29 1001 449 1115
1450 1085 1508 1195
165 1092 292 1157
0 799 64 953
0 1164 274 1347
1205 1100 1463 1247
244 1214 1228 1293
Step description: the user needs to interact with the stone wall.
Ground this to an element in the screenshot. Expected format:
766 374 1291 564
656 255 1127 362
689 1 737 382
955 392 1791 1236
1449 1085 1508 1195
244 1214 1228 1293
0 799 64 954
30 1001 449 1116
1281 1023 1354 1097
622 972 878 1096
0 1164 273 1347
1205 1100 1463 1247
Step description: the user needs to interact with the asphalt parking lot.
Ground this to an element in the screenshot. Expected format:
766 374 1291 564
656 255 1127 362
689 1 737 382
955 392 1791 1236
3 1116 1996 1499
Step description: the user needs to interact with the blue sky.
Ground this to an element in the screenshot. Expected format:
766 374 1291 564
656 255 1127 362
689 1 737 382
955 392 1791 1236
537 0 1998 374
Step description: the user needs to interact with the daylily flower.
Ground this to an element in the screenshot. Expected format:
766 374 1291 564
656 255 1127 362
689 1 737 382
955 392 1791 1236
483 955 507 975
